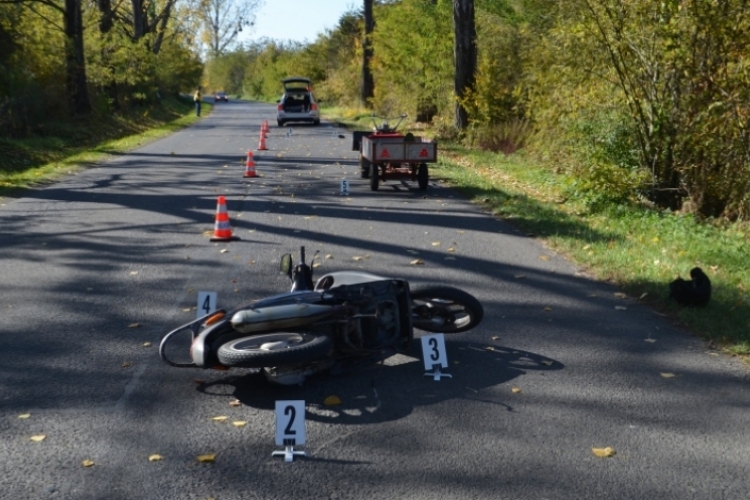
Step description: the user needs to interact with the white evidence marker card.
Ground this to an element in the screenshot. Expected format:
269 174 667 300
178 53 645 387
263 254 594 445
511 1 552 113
275 400 306 447
421 334 448 371
197 291 217 319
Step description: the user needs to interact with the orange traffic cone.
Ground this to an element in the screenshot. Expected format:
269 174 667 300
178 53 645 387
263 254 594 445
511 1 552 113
263 119 269 131
243 150 257 178
258 132 268 151
210 196 240 242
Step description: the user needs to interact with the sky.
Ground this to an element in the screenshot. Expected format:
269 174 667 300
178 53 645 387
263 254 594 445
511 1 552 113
241 0 360 45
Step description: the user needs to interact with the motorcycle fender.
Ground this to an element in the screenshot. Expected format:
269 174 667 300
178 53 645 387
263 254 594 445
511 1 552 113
190 319 236 368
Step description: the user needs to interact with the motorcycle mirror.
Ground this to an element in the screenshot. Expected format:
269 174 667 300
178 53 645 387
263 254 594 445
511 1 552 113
280 253 293 280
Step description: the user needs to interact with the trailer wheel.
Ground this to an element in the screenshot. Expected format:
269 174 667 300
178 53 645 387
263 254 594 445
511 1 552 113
370 163 379 191
360 153 371 179
418 163 429 190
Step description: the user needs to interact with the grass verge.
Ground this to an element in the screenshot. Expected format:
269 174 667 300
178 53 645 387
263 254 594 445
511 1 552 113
325 108 750 357
0 96 209 197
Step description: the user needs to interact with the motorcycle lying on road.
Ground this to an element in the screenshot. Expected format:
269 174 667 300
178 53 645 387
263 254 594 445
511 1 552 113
159 247 483 385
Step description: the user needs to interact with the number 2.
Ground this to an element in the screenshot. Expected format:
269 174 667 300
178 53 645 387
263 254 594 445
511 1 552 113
284 405 297 435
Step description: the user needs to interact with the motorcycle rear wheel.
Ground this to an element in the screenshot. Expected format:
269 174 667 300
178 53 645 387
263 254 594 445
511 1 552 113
410 285 483 333
217 332 332 368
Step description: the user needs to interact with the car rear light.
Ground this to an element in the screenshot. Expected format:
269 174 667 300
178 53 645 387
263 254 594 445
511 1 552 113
311 103 318 111
277 104 283 111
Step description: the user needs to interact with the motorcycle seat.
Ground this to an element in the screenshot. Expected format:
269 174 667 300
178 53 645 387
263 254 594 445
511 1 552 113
315 271 391 290
231 303 337 333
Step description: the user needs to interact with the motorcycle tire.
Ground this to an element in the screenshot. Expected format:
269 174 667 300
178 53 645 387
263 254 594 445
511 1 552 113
410 285 484 333
217 332 332 368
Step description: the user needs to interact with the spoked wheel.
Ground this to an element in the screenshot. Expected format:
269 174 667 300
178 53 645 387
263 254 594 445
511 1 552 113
217 332 332 368
410 285 483 333
370 163 379 191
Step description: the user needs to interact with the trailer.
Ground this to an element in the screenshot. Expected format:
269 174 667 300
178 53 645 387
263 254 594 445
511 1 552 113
352 116 438 191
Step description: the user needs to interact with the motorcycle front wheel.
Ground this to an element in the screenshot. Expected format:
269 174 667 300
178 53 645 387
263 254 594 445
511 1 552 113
410 285 483 334
217 332 332 368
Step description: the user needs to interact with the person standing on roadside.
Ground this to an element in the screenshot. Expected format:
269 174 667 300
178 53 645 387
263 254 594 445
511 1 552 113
194 86 202 117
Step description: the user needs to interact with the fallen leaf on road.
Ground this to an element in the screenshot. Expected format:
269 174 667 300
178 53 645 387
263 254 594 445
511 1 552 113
148 454 163 462
645 338 656 343
212 416 228 422
128 323 140 328
143 342 152 347
324 395 342 406
539 255 549 261
121 362 132 368
431 242 441 246
660 372 677 378
82 459 95 467
592 447 616 458
614 292 627 299
511 387 522 394
18 414 30 419
541 360 554 366
220 249 229 254
130 271 138 275
232 421 247 428
229 399 241 407
410 259 425 266
197 454 216 463
30 435 46 442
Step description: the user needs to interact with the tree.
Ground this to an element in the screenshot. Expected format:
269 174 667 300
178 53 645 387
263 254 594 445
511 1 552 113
452 0 476 129
0 0 92 115
199 0 263 59
361 0 374 107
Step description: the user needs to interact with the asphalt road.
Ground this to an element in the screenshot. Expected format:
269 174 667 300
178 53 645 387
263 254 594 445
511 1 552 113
1 100 748 500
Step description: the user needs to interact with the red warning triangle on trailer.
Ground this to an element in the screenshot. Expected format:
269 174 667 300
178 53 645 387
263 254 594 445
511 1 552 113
380 148 391 158
419 148 429 157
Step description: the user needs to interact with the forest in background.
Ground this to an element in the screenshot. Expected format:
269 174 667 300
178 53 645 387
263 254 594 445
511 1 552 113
4 0 750 221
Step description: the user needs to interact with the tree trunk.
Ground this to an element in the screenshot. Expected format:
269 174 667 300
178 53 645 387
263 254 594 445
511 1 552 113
361 0 375 107
97 0 120 110
64 0 91 115
452 0 476 129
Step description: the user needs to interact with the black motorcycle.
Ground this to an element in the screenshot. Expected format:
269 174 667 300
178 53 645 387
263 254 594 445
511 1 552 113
159 247 483 385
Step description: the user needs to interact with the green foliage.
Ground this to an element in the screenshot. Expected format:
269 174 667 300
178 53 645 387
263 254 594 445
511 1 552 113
531 0 750 219
371 0 454 117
